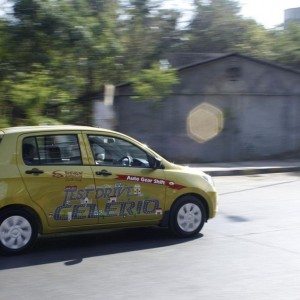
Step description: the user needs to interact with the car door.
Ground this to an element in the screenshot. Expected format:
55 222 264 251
83 132 166 224
18 131 98 228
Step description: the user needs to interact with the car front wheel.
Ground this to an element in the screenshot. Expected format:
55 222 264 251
169 196 206 237
0 209 38 255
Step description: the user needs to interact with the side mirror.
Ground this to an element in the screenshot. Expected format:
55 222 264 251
96 153 105 161
149 156 163 169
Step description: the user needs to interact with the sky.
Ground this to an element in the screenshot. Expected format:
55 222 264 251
0 0 299 28
164 0 300 28
238 0 299 28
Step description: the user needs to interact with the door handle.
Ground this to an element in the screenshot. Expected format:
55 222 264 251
95 169 112 176
25 168 44 175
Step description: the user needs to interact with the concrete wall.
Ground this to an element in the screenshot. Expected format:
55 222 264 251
114 56 300 162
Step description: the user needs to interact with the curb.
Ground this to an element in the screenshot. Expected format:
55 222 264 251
205 166 300 177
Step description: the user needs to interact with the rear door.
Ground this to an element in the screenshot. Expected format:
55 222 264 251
18 131 98 228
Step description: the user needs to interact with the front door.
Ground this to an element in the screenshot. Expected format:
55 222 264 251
83 133 166 224
18 132 98 228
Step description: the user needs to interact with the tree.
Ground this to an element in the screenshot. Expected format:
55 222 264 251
119 0 181 77
0 0 181 126
132 63 178 101
271 23 300 69
185 0 244 52
182 0 275 59
234 19 275 60
1 65 70 125
0 0 124 125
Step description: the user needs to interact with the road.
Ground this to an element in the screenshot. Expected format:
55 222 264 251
0 172 300 299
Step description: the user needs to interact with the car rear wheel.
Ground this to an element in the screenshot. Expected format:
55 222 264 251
169 196 206 237
0 209 38 255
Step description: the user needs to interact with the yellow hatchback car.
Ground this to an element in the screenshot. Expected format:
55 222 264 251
0 125 217 254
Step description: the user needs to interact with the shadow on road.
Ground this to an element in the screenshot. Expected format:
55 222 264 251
0 227 202 270
225 215 250 222
290 171 300 177
219 178 299 196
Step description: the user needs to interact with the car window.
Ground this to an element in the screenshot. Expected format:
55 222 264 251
22 134 82 165
88 135 150 168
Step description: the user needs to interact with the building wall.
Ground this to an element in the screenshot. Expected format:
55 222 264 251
114 56 300 162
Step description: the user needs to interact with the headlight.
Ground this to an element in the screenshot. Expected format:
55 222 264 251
202 173 215 187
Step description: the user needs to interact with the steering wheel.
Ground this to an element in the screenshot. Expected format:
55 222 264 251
118 155 133 166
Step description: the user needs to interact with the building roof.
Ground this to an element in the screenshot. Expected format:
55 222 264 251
162 52 225 69
116 52 300 88
176 52 300 74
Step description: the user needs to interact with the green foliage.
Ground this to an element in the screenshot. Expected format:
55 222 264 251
271 23 300 68
185 0 246 52
132 63 178 101
119 1 181 77
182 0 299 68
234 20 275 59
0 65 69 126
0 0 299 127
0 0 124 126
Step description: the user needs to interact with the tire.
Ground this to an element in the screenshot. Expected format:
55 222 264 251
0 209 38 255
169 196 206 238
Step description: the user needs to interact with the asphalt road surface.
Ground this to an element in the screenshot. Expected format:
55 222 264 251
0 172 300 300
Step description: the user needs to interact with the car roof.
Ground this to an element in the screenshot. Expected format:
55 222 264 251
1 125 114 135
